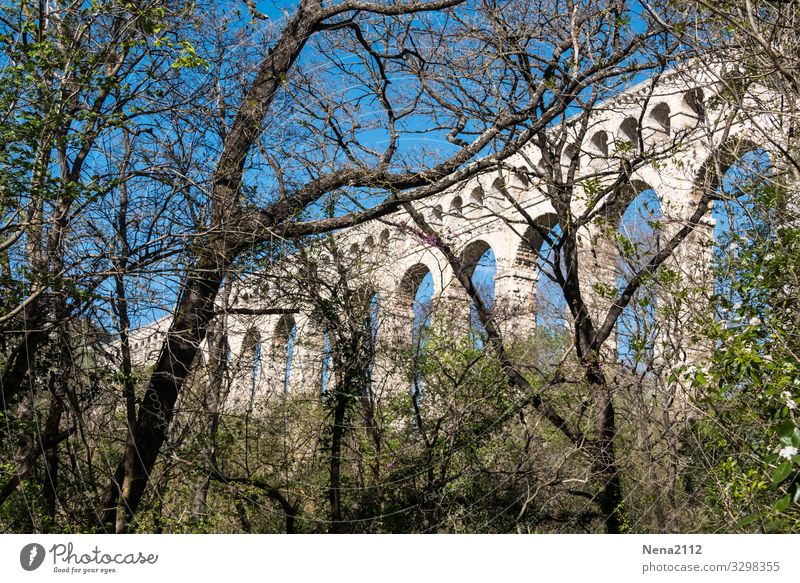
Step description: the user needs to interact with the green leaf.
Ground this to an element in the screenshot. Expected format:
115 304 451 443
733 513 759 528
773 494 791 513
780 429 800 447
777 420 799 446
772 460 793 487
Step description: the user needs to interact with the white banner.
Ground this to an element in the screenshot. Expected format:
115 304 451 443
1 534 798 582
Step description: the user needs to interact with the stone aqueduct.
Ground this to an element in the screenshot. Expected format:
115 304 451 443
125 66 780 404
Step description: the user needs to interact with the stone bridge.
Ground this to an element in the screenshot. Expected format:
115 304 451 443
125 64 783 406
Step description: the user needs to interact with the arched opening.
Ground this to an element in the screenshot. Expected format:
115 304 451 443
321 331 331 397
712 146 774 302
379 229 390 245
431 204 444 223
399 264 434 344
614 186 663 366
514 214 567 332
224 337 233 365
491 176 515 202
536 222 569 331
713 148 773 243
683 88 705 122
650 103 671 136
363 235 375 250
412 272 435 345
469 186 484 207
364 291 380 394
511 171 529 188
400 264 435 400
591 131 609 156
618 117 639 147
449 196 463 218
273 314 297 394
240 327 262 399
400 264 432 303
461 240 496 343
562 143 581 169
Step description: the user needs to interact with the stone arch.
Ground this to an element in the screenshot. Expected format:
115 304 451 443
394 251 444 299
399 263 434 308
469 186 484 207
360 287 381 393
240 326 262 398
617 186 663 260
500 170 530 202
390 263 438 399
615 186 664 356
709 141 774 277
461 239 494 278
692 137 772 209
591 130 609 156
388 260 440 353
653 136 777 372
398 262 435 347
510 170 529 189
582 180 662 344
321 330 332 396
600 179 661 229
618 117 639 145
682 88 705 123
449 195 463 218
489 175 512 202
460 239 497 339
272 314 297 394
514 212 560 276
649 102 671 136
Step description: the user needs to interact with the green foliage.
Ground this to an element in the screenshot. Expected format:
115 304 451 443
170 40 209 70
691 176 800 532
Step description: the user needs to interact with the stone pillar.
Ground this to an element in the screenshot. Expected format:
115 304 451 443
290 314 324 396
437 271 472 338
651 196 716 416
577 222 619 354
494 266 537 340
257 315 290 402
372 290 415 396
224 318 259 409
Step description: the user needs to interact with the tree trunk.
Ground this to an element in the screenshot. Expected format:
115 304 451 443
99 0 323 530
41 385 65 531
328 377 349 533
587 369 625 533
100 259 227 530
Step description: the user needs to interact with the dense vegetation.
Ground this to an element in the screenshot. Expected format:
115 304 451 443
0 0 798 533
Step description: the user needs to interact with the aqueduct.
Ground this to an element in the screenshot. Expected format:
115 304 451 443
125 64 784 406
